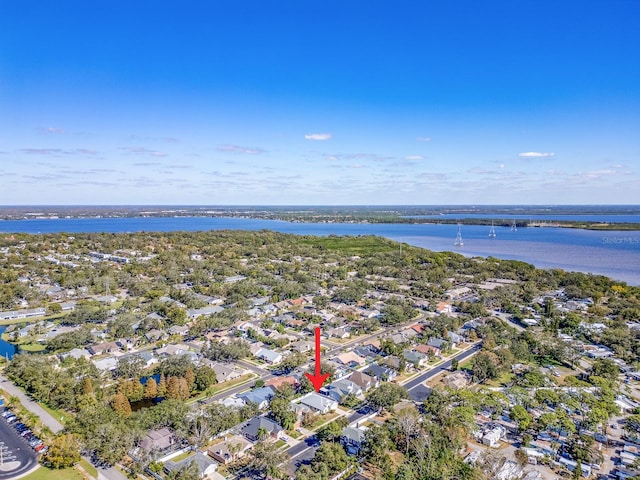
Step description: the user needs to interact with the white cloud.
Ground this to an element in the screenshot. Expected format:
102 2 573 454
304 133 332 141
404 155 424 161
416 136 431 142
518 152 555 158
41 127 66 134
217 144 265 154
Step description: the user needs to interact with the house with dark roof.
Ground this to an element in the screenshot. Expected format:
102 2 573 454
364 363 397 382
241 416 284 441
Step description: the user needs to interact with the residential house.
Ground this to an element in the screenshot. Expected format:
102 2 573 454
207 435 252 464
87 341 120 356
298 392 338 414
127 351 158 369
93 356 118 371
145 329 165 342
241 416 284 441
341 426 368 455
139 428 177 456
255 348 283 365
59 348 91 361
335 351 366 368
348 371 378 391
164 451 218 479
265 376 298 390
187 305 224 319
290 340 313 353
239 387 275 410
435 302 453 314
321 379 363 402
413 344 441 357
482 426 506 447
403 350 428 368
427 338 449 350
447 331 464 347
156 343 192 357
326 327 350 339
167 325 189 336
208 362 243 383
364 363 397 382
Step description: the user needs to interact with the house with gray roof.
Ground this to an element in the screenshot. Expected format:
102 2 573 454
298 392 338 414
241 416 284 441
254 347 282 365
187 305 224 319
164 451 218 478
239 386 275 410
341 426 368 455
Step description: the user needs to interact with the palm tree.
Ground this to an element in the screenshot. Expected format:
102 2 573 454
256 426 269 441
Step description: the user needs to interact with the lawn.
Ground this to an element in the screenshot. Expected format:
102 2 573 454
274 439 287 449
22 466 85 480
286 429 302 439
170 450 194 463
310 412 340 430
79 458 98 478
19 343 46 352
297 235 401 255
485 372 515 387
187 373 255 404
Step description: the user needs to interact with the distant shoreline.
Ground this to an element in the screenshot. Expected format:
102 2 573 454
1 212 639 231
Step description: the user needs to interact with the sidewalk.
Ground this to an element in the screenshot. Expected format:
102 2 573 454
0 373 63 433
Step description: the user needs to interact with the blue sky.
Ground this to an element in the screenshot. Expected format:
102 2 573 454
1 0 639 205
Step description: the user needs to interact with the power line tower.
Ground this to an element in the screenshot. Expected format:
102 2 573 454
510 219 518 232
104 278 111 296
454 223 464 247
488 221 496 238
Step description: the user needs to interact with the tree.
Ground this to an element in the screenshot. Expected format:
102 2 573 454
392 407 420 453
166 461 200 480
510 404 533 432
144 377 158 399
367 382 409 412
110 392 132 417
471 352 500 383
246 441 289 478
45 434 81 468
194 365 217 391
157 374 167 397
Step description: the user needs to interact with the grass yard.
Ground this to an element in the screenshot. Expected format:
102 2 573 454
310 412 340 430
287 429 302 439
485 372 515 387
79 458 98 478
297 235 401 255
19 343 47 352
274 439 287 449
170 450 194 463
22 466 85 480
187 373 255 404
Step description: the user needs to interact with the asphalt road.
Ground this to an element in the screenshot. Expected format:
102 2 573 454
404 343 482 400
0 417 39 480
285 343 482 468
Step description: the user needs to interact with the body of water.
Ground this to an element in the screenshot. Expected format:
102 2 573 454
0 326 17 360
1 217 639 285
405 213 640 222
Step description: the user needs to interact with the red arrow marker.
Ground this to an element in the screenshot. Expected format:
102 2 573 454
304 327 330 393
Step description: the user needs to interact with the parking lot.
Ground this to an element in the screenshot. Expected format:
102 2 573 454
0 415 38 479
